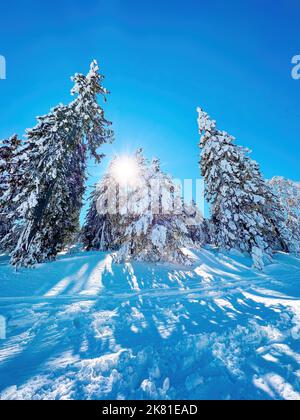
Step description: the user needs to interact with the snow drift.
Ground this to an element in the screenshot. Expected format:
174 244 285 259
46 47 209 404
0 248 299 400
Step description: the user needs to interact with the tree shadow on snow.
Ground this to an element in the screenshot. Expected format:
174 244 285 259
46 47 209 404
0 249 299 400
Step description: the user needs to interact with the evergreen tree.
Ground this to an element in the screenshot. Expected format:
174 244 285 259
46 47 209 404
197 108 288 268
83 150 199 265
268 176 300 254
183 200 208 247
62 143 87 249
82 163 122 252
113 151 195 265
0 135 22 252
7 61 113 267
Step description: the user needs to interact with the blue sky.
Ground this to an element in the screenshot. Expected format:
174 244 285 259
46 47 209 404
0 0 299 218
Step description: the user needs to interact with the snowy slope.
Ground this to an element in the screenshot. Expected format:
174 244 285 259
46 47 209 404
0 248 299 400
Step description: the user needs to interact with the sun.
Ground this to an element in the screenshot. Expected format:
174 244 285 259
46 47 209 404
110 155 140 187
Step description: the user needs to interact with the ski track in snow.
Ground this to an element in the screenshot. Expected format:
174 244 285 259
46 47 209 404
0 248 299 400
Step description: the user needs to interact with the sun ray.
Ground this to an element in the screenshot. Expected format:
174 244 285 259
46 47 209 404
110 155 140 187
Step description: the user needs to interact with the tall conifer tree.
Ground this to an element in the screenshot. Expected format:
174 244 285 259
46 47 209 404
8 61 113 267
197 108 288 268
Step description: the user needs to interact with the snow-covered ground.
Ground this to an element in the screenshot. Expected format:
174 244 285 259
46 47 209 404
0 248 299 400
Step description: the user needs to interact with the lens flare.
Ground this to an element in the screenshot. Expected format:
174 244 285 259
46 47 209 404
110 155 140 187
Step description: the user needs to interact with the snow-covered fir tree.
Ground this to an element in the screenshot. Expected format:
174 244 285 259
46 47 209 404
7 61 113 267
182 199 208 247
123 152 204 264
56 142 87 250
82 152 147 253
84 149 205 265
114 152 193 265
0 135 22 252
197 108 289 269
268 176 300 254
82 157 123 252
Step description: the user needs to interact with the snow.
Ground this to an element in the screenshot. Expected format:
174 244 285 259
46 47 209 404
0 247 299 400
151 225 167 249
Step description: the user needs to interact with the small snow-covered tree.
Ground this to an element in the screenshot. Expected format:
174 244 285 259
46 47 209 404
268 176 300 254
0 135 22 252
82 162 122 252
197 108 289 268
8 61 113 267
84 150 201 265
82 152 147 253
114 151 195 265
183 200 208 247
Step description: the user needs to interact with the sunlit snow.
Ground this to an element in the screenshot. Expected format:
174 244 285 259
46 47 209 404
0 248 299 400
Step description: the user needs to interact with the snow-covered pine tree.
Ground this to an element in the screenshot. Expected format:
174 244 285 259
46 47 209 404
114 151 194 265
0 135 22 252
197 108 289 268
82 160 122 252
82 150 147 252
182 200 208 247
84 149 207 265
82 206 115 252
268 176 300 254
8 61 113 267
61 142 87 249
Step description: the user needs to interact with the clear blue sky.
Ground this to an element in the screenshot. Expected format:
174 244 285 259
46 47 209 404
0 0 299 218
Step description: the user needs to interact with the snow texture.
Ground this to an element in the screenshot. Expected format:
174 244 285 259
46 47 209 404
0 248 299 400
